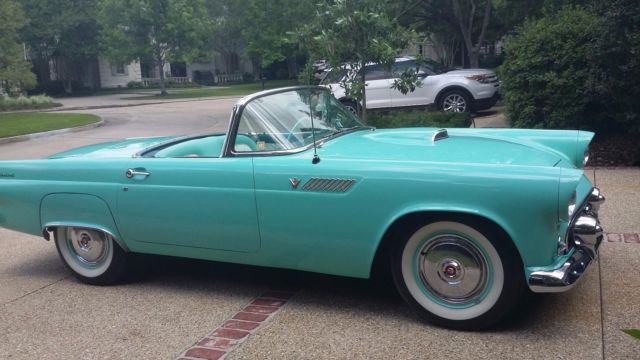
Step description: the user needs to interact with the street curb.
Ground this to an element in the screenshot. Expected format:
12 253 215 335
47 95 243 113
1 95 243 114
0 117 105 145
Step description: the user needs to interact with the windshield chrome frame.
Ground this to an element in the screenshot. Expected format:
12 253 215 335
221 85 369 158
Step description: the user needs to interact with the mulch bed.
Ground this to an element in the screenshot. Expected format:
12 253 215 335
589 133 640 167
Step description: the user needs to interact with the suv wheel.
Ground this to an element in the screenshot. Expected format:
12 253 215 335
439 90 472 113
341 100 359 116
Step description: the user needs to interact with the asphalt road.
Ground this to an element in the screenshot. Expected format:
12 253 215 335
0 96 237 160
0 97 638 359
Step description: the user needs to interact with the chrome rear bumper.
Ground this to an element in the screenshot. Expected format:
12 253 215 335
528 187 605 293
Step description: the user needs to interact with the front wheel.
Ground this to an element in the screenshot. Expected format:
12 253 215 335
55 226 128 285
340 100 360 117
391 220 524 330
438 90 472 113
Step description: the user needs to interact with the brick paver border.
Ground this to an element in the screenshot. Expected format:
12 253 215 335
176 290 295 360
605 233 640 243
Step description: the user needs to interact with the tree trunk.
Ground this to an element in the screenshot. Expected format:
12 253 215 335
157 57 167 96
452 0 491 69
360 60 367 123
286 57 298 79
468 51 479 68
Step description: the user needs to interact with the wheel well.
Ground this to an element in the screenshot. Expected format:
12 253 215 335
435 86 475 109
370 211 522 279
339 97 358 106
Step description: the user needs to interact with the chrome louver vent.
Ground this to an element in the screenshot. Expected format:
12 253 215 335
302 178 356 192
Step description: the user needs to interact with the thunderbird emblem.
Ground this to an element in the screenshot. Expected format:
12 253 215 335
289 177 300 189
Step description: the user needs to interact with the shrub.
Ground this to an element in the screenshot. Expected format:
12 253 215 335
242 72 255 83
126 81 144 89
0 95 62 111
367 110 471 129
501 7 603 130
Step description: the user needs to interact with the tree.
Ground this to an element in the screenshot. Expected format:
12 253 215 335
20 0 101 94
500 7 603 130
206 0 249 76
298 0 416 121
99 0 213 95
0 0 36 96
238 0 314 80
397 0 493 68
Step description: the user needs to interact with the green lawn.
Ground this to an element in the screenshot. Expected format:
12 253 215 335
0 113 101 138
122 79 299 100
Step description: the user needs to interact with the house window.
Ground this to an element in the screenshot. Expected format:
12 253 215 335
111 63 128 76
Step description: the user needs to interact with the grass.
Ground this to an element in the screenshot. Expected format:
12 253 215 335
121 79 298 100
0 112 101 138
367 109 472 128
0 95 62 112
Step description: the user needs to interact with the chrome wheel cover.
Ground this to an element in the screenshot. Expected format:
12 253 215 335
417 235 489 305
65 228 111 267
442 94 467 112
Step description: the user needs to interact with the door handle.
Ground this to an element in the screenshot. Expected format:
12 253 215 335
126 168 150 179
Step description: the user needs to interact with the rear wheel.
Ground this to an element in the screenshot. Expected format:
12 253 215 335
438 90 472 113
54 226 128 285
391 219 524 330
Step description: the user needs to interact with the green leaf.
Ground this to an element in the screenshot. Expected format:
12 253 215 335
622 329 640 340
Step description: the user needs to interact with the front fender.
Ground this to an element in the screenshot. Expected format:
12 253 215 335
40 193 128 251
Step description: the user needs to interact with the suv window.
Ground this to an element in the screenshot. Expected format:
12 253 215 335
392 60 416 76
364 64 390 81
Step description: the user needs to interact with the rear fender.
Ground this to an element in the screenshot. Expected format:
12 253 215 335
40 193 128 251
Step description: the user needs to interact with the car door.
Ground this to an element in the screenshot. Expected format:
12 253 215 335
116 157 260 252
390 60 432 107
363 64 392 109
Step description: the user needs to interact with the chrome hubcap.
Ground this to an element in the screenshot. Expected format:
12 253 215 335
67 228 110 265
418 235 489 304
443 94 467 112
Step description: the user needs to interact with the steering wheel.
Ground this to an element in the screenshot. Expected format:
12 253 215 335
285 116 308 146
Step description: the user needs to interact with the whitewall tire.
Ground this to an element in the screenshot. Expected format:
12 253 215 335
55 226 128 285
392 219 524 330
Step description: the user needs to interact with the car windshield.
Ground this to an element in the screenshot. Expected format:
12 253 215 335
319 67 348 85
422 59 451 75
234 88 365 153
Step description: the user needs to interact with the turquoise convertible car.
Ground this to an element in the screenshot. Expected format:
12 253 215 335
0 86 604 329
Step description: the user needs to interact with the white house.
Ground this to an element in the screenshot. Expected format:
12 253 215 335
96 53 253 89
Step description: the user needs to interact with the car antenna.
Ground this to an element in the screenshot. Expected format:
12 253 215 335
309 90 321 164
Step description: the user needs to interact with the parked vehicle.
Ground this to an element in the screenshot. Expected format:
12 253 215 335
0 86 603 330
321 56 500 114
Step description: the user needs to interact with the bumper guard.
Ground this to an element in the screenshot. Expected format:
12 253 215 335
528 187 605 293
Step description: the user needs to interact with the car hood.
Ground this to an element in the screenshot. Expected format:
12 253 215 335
321 128 564 167
47 136 176 159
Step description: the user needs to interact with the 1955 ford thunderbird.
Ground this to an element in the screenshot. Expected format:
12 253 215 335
0 86 604 330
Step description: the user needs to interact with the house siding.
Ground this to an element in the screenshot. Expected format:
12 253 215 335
98 58 142 88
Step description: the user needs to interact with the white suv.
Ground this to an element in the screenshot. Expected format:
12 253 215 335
321 56 500 114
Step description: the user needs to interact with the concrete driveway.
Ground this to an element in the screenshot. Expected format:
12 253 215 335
0 98 638 359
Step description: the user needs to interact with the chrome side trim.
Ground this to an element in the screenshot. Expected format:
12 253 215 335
42 223 130 252
528 187 604 293
431 129 448 142
302 178 356 192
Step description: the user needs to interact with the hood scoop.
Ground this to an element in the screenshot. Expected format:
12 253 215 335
431 129 448 143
